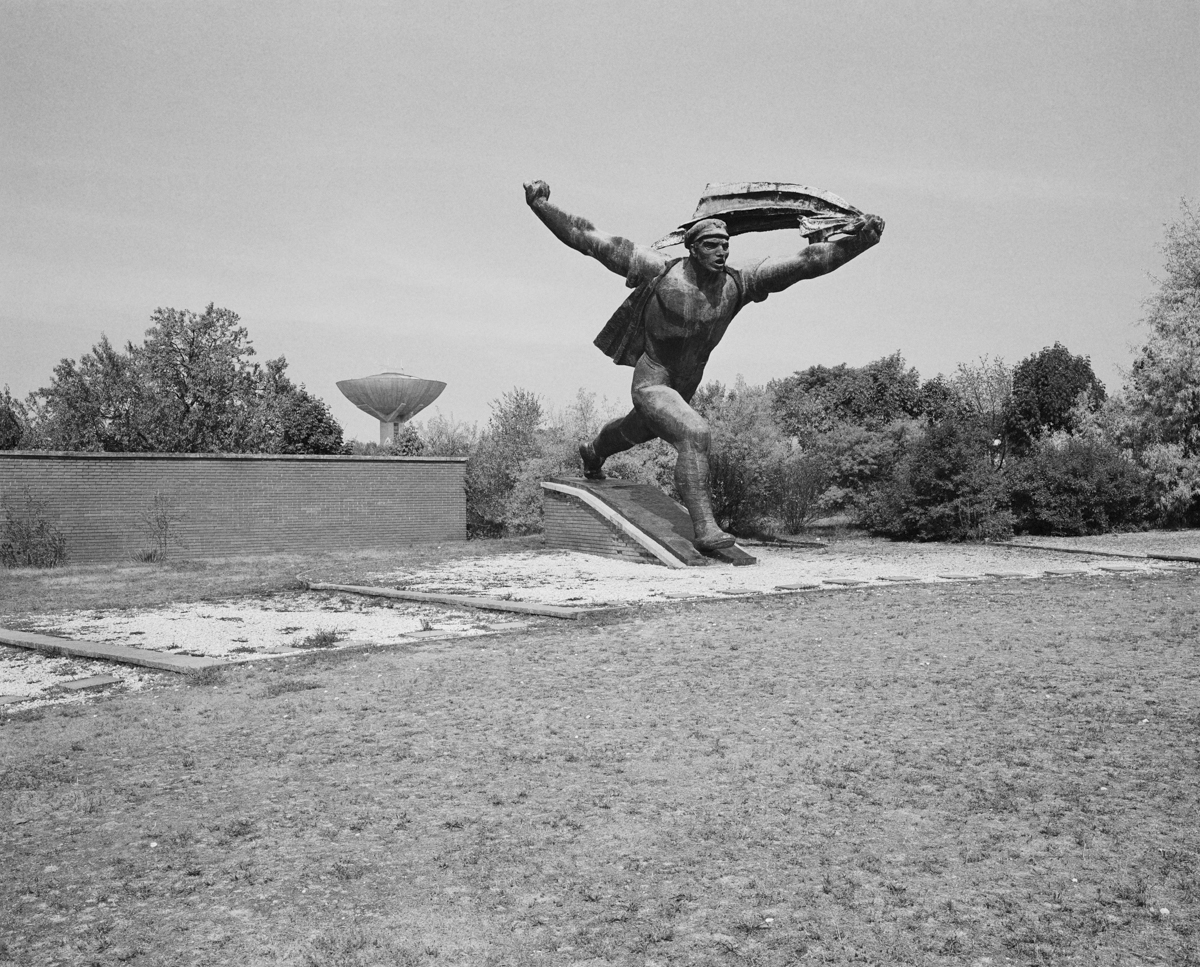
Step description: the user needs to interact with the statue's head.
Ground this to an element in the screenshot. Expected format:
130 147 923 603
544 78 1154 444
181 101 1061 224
684 218 729 273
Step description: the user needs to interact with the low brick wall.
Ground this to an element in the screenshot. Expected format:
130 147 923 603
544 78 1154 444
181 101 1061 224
0 451 466 563
542 488 659 564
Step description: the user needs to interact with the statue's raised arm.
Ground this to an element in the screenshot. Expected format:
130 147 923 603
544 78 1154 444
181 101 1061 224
524 180 667 281
753 214 885 295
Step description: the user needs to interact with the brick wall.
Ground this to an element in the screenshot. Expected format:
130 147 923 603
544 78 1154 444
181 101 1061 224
0 451 466 563
542 488 660 564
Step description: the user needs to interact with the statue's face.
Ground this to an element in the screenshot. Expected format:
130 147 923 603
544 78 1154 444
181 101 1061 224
690 235 729 273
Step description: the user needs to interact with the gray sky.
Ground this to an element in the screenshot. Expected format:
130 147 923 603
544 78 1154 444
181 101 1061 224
3 0 1198 440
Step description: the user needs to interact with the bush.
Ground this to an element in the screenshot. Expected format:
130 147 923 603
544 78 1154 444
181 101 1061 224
808 421 916 519
0 488 68 568
696 379 793 535
861 417 1012 541
1009 433 1153 535
767 451 833 533
1138 443 1200 527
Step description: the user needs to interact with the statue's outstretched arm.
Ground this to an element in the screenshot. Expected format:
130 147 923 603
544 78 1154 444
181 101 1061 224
755 214 885 294
524 180 664 279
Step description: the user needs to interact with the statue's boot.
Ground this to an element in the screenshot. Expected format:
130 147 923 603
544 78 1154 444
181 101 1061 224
580 417 649 480
578 442 606 480
675 446 735 551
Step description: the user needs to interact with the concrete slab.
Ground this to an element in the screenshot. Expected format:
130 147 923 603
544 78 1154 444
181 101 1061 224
305 581 586 619
0 694 32 705
823 578 867 586
879 575 922 582
937 573 982 581
60 674 120 691
0 628 227 674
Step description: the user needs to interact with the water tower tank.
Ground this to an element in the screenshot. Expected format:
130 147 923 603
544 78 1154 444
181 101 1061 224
336 372 447 445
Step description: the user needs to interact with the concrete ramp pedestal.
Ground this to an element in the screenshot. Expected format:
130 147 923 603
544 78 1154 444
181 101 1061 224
541 478 755 568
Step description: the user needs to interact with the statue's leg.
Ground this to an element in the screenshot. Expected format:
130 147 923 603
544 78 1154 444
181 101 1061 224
631 380 734 552
580 411 654 480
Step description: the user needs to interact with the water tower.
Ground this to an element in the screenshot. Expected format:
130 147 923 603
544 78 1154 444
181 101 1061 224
336 371 447 445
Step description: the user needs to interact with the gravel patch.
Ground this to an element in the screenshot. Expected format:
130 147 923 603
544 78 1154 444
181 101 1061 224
5 535 1195 711
376 538 1192 606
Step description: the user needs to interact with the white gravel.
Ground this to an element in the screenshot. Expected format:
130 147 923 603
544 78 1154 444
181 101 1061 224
379 540 1192 606
3 537 1195 711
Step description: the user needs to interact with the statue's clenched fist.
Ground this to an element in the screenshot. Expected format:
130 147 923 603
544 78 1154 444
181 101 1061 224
524 180 551 207
854 214 885 248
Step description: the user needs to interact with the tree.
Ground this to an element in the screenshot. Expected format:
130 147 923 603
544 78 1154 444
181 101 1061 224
1124 200 1200 455
0 387 24 450
1008 342 1106 450
464 388 546 535
23 304 344 454
949 355 1012 468
770 352 923 441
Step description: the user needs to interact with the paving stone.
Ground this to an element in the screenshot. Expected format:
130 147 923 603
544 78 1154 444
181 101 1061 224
774 583 820 591
879 575 921 582
1098 564 1142 573
1044 568 1088 576
937 573 982 580
0 694 32 705
983 571 1029 578
60 675 120 691
823 578 867 586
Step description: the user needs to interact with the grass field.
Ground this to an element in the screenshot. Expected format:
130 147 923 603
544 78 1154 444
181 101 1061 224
2 550 1199 966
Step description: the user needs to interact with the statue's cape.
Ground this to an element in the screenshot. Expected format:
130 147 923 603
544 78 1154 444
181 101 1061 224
652 182 863 249
593 259 745 367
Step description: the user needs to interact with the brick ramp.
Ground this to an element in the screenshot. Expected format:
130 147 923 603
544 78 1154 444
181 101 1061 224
541 478 755 567
0 628 225 673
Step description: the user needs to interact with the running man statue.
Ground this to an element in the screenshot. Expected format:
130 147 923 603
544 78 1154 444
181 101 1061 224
524 179 884 552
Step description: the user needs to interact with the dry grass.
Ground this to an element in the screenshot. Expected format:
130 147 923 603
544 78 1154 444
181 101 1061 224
2 569 1198 965
0 537 546 617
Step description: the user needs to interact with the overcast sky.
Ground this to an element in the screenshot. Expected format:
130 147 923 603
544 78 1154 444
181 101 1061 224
3 1 1198 440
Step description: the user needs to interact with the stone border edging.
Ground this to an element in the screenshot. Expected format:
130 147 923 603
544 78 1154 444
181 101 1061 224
0 628 226 673
994 541 1149 560
303 580 589 619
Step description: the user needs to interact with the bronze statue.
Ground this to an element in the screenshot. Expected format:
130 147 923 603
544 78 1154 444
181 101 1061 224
524 179 884 552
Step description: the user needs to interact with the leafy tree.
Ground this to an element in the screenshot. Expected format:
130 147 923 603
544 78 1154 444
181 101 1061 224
1009 432 1151 535
770 352 923 441
0 387 24 449
861 417 1012 541
418 413 478 457
23 304 343 454
1124 200 1200 455
1008 342 1106 450
949 355 1012 468
464 388 546 535
694 378 791 533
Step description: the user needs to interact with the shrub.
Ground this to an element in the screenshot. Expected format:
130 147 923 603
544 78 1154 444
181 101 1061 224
1138 443 1200 527
0 488 68 568
696 379 792 534
808 421 916 519
1009 433 1153 535
767 451 833 533
463 389 545 537
861 417 1012 541
135 491 184 563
